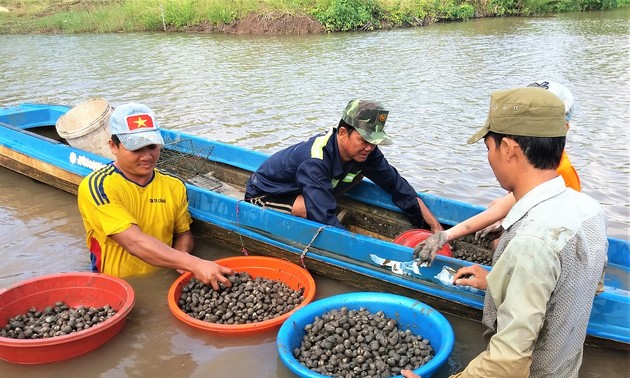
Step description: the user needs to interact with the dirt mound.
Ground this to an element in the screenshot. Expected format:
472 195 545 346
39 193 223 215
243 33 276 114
190 12 325 35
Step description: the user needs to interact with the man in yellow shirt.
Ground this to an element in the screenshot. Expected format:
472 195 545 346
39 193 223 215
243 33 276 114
77 102 234 289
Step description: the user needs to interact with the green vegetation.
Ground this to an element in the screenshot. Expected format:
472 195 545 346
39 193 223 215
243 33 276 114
0 0 627 34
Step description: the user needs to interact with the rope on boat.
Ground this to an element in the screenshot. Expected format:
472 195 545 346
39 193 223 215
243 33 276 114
300 225 329 269
235 200 249 256
236 199 330 268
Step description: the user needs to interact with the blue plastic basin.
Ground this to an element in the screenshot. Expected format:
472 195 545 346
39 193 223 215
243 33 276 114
277 292 454 378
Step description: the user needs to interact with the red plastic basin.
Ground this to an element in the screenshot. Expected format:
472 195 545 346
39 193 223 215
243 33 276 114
393 229 453 257
0 272 135 364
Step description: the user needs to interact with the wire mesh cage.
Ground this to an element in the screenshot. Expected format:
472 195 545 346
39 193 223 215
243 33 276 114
157 136 215 181
157 135 244 195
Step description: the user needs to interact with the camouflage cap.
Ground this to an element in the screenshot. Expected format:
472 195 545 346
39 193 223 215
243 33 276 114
341 99 393 145
467 87 566 144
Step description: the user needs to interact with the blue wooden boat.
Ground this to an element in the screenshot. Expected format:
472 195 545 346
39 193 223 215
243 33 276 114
1 102 628 350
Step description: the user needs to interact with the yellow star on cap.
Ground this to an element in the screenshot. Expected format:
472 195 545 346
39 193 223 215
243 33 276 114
134 117 147 128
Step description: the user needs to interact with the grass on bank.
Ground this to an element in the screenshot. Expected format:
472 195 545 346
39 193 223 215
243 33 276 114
0 0 628 34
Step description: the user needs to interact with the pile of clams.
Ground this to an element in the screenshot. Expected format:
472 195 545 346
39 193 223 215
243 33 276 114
294 306 434 377
451 237 495 266
1 301 117 339
178 272 304 324
451 247 493 266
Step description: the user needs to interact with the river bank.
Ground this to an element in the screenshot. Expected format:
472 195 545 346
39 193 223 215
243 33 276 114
0 0 627 35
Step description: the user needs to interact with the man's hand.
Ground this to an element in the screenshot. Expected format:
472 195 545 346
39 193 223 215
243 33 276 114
428 219 444 233
474 220 504 244
401 370 421 378
191 260 236 291
413 230 450 267
453 265 488 290
415 198 443 233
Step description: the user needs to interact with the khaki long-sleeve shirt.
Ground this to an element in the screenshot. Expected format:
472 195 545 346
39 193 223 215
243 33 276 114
452 177 607 378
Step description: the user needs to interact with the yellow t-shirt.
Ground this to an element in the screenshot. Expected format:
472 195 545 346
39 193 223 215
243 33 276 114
557 151 581 191
77 164 192 277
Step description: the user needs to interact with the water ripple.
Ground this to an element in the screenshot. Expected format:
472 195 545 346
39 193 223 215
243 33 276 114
0 11 627 238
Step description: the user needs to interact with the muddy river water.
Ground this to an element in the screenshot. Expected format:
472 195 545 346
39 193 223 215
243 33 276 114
0 9 628 377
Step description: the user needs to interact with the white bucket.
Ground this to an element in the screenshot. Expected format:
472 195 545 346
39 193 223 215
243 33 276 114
56 98 114 159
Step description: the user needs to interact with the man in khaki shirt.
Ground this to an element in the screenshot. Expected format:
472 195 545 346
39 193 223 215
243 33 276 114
403 87 607 378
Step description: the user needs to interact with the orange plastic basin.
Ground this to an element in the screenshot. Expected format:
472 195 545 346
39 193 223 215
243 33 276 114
393 229 453 257
168 256 316 335
0 272 135 364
